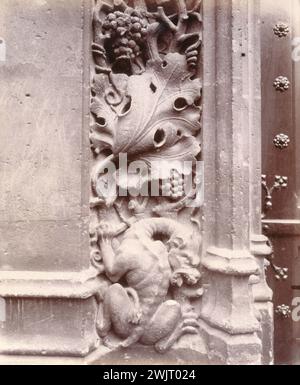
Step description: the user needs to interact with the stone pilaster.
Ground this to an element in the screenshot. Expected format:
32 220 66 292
247 0 274 364
200 0 264 364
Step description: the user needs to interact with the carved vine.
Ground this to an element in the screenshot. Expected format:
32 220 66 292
90 0 203 353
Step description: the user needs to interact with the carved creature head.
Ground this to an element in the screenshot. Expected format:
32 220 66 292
167 232 201 287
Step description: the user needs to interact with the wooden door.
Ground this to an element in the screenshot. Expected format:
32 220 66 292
261 0 300 365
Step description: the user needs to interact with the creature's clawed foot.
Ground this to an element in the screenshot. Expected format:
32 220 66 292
103 328 143 350
154 317 200 354
155 342 169 354
102 336 124 350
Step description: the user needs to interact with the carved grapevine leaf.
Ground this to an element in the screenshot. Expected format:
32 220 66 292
114 53 201 158
90 72 128 153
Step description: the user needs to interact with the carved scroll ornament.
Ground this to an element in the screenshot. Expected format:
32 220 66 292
90 0 203 353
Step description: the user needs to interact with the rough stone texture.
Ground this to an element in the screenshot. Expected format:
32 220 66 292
0 0 99 358
0 0 90 272
0 297 99 357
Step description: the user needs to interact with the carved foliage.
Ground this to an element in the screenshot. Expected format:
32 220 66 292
91 54 201 158
90 0 203 353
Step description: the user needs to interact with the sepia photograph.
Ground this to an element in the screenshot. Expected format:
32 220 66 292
0 0 299 369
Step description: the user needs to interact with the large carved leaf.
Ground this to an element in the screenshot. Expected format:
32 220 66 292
91 53 201 166
113 53 201 160
90 73 127 153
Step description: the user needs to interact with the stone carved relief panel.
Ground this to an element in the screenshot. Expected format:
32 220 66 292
89 0 203 354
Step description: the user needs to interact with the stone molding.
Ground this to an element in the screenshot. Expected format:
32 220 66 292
0 269 108 299
203 247 260 276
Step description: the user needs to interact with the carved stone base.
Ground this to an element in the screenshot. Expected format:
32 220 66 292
198 320 262 365
0 270 108 357
0 336 209 365
0 296 99 357
0 355 86 365
89 334 209 365
199 247 262 364
201 248 261 334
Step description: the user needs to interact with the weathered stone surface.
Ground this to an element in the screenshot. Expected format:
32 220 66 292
0 0 98 358
0 0 89 272
200 0 271 364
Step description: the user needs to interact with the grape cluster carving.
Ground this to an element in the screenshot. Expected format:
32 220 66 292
102 10 148 61
162 170 185 201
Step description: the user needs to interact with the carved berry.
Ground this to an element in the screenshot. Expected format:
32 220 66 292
128 40 136 48
132 22 141 32
110 20 117 29
102 10 148 62
107 13 116 21
117 18 125 27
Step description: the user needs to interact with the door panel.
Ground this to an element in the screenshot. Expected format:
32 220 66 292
261 0 300 365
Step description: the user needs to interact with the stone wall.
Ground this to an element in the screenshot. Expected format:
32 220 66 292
0 0 101 359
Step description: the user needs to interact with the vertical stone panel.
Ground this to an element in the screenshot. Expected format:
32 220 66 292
0 0 89 272
0 0 103 359
88 0 205 363
200 0 264 365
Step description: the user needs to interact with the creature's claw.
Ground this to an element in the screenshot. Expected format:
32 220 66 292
102 337 123 350
155 342 168 354
98 223 115 243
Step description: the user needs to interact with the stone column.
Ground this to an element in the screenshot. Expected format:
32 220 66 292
199 0 264 365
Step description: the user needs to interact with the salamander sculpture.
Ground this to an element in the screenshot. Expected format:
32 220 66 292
96 218 202 353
